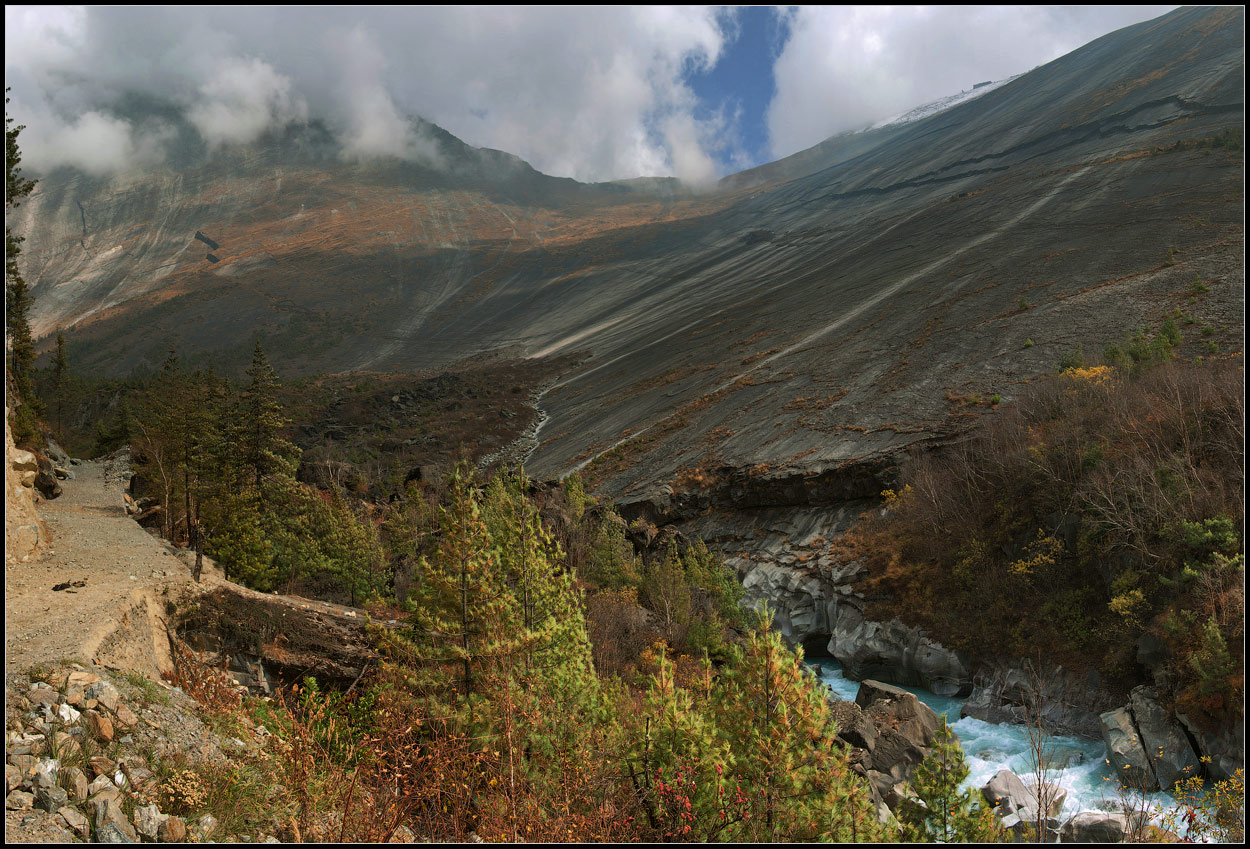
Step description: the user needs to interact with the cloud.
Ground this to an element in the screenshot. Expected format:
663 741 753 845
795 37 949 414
4 6 736 183
766 6 1178 160
188 57 307 149
4 6 1179 182
7 94 171 176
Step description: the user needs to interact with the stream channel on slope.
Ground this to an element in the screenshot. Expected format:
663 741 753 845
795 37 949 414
805 655 1181 824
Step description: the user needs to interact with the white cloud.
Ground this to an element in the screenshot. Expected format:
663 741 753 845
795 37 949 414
188 57 307 149
767 6 1178 160
4 6 735 183
4 6 1180 181
10 94 170 176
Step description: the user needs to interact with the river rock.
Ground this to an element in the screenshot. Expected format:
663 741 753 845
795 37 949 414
961 660 1113 738
1099 707 1156 791
1176 712 1244 782
1128 686 1201 789
856 680 942 781
982 769 1031 813
740 561 840 648
830 699 879 752
1060 811 1130 843
832 611 971 696
1042 746 1086 770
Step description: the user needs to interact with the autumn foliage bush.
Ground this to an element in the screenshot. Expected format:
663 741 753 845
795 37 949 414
855 351 1243 710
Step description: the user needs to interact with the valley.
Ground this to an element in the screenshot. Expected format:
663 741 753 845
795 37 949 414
5 5 1244 844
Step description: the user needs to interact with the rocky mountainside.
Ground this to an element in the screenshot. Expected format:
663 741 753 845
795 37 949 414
12 8 1242 511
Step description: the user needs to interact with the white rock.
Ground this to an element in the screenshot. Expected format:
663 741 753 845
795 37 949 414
133 803 169 840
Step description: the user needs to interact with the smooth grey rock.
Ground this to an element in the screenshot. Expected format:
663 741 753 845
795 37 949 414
1128 686 1201 789
832 612 972 697
856 680 942 785
1099 707 1157 791
1177 712 1244 782
961 659 1113 738
1042 746 1087 770
982 769 1030 815
1060 811 1130 843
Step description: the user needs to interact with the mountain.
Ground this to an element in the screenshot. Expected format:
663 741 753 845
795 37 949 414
9 6 1244 508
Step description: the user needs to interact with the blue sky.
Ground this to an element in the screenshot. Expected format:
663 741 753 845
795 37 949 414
6 6 1180 184
684 6 793 174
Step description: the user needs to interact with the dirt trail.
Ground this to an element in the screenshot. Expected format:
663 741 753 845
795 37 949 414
5 456 385 681
4 457 204 676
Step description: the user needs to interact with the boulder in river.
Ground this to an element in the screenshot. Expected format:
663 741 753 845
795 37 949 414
1128 686 1202 790
1099 707 1157 791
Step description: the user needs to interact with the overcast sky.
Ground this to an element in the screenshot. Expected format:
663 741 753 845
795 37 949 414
5 5 1179 186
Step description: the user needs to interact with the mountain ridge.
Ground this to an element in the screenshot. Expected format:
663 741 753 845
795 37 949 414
8 6 1244 501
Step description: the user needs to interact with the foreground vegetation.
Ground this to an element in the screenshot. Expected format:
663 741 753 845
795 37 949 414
847 326 1243 725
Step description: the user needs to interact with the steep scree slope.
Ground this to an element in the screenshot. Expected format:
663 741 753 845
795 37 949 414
10 7 1244 508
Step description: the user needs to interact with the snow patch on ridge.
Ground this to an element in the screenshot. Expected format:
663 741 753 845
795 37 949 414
872 75 1022 129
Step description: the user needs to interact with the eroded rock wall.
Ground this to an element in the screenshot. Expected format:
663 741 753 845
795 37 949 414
5 409 48 564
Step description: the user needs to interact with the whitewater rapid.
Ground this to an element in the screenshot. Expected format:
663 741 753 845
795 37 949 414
808 656 1181 824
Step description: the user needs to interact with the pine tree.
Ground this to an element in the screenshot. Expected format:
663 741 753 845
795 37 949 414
51 330 69 440
6 89 40 442
407 468 516 724
240 341 299 495
710 612 883 842
899 719 1003 842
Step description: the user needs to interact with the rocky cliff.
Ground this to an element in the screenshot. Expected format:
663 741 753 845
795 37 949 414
5 411 49 564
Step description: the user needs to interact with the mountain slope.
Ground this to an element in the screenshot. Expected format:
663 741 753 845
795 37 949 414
10 6 1244 504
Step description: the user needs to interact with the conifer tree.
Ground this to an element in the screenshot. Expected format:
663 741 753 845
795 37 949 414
408 468 515 723
711 613 882 842
51 330 69 439
6 90 40 441
899 719 1003 842
240 340 299 494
